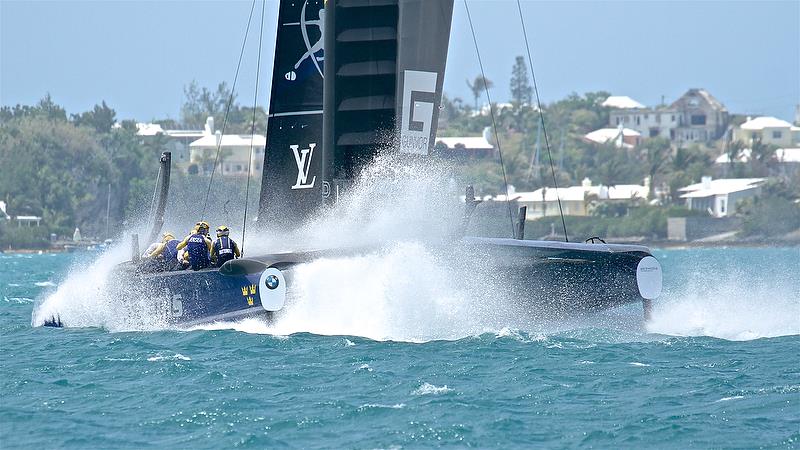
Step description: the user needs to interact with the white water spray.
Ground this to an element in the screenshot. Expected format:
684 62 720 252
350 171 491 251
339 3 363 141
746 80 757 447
646 254 800 341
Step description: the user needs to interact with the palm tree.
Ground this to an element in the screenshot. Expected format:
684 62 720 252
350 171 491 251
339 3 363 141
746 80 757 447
640 137 672 200
466 75 493 112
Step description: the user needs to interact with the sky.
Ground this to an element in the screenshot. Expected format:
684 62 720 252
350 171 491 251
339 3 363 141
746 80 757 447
1 0 798 123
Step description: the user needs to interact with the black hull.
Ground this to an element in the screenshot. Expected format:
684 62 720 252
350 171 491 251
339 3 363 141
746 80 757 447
456 238 658 315
44 238 661 329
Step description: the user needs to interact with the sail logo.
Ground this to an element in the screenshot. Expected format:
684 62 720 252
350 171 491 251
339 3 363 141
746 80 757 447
283 1 324 81
291 143 317 189
400 70 438 155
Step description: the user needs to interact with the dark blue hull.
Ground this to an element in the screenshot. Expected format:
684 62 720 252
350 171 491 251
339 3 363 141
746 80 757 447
128 268 272 327
43 238 661 328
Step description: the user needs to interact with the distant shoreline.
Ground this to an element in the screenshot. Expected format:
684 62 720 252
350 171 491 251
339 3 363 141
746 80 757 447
2 239 798 256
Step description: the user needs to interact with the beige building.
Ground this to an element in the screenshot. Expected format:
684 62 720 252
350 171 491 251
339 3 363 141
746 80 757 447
732 116 800 147
670 89 729 144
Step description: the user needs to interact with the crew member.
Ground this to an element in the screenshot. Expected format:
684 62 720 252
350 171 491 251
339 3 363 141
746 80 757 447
211 225 241 267
176 221 212 270
144 232 181 271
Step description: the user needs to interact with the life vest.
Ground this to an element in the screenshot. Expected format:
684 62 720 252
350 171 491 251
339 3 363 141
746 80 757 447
186 233 210 270
214 236 237 267
163 239 179 261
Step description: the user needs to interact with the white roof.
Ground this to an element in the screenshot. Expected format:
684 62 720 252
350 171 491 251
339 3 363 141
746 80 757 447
714 149 751 164
679 178 765 198
190 134 267 148
136 122 165 136
435 136 494 150
584 127 640 145
714 147 800 164
497 183 648 203
601 95 645 109
16 215 42 221
739 116 794 130
776 147 800 163
165 130 206 139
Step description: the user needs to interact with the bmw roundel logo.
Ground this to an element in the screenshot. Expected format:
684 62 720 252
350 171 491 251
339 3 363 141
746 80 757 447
265 274 280 290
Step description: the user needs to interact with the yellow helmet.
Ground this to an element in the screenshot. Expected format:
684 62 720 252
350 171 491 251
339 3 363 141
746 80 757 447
216 225 230 237
162 232 175 242
195 221 210 235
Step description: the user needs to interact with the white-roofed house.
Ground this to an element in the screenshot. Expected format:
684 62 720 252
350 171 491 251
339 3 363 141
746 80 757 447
679 176 765 217
435 133 494 159
583 125 642 149
715 147 800 177
135 117 211 167
733 116 800 147
496 177 649 219
189 132 267 176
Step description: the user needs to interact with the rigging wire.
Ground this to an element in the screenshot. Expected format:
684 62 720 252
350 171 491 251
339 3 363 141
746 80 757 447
200 0 258 221
241 0 267 257
463 0 516 239
516 0 569 242
147 164 162 232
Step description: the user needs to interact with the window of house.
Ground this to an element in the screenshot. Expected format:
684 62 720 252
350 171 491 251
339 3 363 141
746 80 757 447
235 164 243 172
772 130 782 139
691 114 706 125
671 115 675 122
644 114 649 120
636 116 641 125
649 128 660 138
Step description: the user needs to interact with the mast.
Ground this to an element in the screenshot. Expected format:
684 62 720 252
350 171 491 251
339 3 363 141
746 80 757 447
322 0 455 199
258 0 326 229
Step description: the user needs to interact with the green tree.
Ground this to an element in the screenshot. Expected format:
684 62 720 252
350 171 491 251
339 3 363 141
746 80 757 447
180 81 267 134
509 56 532 109
71 101 116 133
0 114 111 234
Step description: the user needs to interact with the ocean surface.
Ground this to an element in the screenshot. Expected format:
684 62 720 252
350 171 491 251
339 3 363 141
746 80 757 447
1 247 798 448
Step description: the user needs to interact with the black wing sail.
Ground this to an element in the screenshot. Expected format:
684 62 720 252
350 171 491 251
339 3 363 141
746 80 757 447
258 0 326 229
322 0 455 199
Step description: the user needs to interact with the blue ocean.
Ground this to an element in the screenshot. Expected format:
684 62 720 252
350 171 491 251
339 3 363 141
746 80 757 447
1 247 798 448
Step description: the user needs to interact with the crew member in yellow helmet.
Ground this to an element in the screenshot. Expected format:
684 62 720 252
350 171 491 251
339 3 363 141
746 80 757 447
142 232 181 271
176 221 212 270
211 225 241 267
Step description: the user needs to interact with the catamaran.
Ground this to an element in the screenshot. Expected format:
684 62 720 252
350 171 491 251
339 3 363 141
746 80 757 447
43 0 661 328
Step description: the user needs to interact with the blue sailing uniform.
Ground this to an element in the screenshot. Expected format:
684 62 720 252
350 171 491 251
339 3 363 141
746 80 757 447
177 233 211 271
163 239 179 261
212 236 240 268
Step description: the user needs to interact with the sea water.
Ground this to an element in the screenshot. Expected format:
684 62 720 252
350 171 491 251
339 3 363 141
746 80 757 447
1 247 798 448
